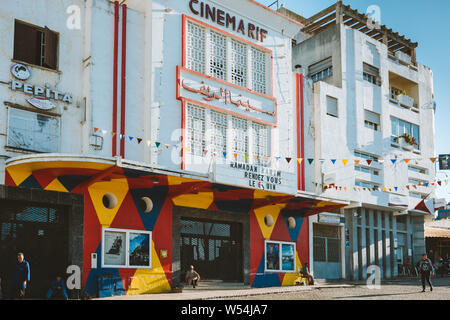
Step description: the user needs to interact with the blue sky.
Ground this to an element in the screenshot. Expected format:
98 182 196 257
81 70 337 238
257 0 450 201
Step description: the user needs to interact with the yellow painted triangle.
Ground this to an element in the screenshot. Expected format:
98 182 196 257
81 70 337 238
45 178 69 193
127 241 171 295
88 178 129 228
6 165 32 186
342 159 349 166
254 204 285 240
281 251 303 286
172 192 214 210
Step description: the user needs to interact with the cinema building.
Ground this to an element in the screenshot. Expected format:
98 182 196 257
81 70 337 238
0 0 347 298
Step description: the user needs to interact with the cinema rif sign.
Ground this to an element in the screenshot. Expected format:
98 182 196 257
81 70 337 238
177 66 277 125
188 0 268 43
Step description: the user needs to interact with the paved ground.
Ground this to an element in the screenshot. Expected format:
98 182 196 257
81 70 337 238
96 277 450 300
224 277 450 300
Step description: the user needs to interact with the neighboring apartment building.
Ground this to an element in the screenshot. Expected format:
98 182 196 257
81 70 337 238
285 1 437 280
0 0 347 298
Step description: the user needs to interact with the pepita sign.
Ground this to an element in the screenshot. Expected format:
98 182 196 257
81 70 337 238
10 63 73 110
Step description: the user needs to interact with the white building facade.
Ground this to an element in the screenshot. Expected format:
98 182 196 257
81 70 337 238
289 2 437 280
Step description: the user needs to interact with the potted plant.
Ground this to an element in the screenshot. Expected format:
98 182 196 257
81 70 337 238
398 133 418 151
396 90 415 109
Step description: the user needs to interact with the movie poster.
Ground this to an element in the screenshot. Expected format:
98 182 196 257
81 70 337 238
129 232 151 267
281 243 295 271
266 242 280 271
104 230 126 266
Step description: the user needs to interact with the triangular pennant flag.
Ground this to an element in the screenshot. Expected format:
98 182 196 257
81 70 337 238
120 134 125 140
297 158 303 164
254 155 259 160
391 159 397 164
223 152 227 158
353 187 357 191
366 160 372 166
146 140 151 147
183 147 189 152
406 186 410 190
342 159 348 166
331 159 337 165
137 138 142 144
286 158 292 163
378 159 385 164
319 159 325 164
404 159 411 164
111 132 116 137
394 187 398 192
383 187 387 192
413 185 417 189
245 154 249 161
155 142 161 148
308 159 314 165
354 160 360 166
165 144 170 149
424 183 429 187
438 181 442 186
203 149 208 156
233 153 238 159
129 136 134 141
430 157 438 163
101 130 108 135
94 128 99 133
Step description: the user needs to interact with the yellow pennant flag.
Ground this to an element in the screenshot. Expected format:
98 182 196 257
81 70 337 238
297 158 303 164
342 159 348 166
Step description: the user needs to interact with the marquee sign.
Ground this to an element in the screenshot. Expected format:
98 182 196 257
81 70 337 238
177 66 277 125
9 63 73 110
188 0 268 43
214 161 297 194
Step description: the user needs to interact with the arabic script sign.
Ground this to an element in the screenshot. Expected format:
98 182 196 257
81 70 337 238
177 66 276 125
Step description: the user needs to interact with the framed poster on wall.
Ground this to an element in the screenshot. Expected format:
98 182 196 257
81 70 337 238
265 240 296 273
103 229 126 267
102 228 152 269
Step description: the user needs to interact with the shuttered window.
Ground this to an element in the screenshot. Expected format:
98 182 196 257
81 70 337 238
326 96 338 117
13 20 58 70
309 57 333 83
364 110 380 131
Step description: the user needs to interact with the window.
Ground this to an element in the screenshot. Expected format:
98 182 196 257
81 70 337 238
408 178 427 185
355 166 379 176
186 104 270 164
209 31 227 80
408 166 427 175
313 224 341 263
185 20 269 95
186 21 206 74
309 57 333 83
230 39 247 88
102 228 152 269
265 240 296 272
354 151 379 162
210 110 228 155
409 192 426 200
7 108 60 153
391 117 420 149
252 122 269 165
363 63 380 86
326 96 338 117
364 110 380 131
355 180 380 189
186 104 206 157
14 20 58 70
232 116 249 163
251 47 267 94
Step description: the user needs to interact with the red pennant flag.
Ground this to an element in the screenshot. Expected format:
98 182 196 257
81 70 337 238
286 158 292 163
366 160 372 166
137 138 142 144
438 181 442 186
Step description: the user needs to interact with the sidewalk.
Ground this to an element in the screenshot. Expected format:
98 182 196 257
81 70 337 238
95 282 356 300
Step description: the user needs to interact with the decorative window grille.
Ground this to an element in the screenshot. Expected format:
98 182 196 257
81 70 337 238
210 110 227 154
232 116 249 163
209 31 227 81
186 21 206 74
252 122 268 164
230 39 247 88
187 104 206 156
251 47 267 94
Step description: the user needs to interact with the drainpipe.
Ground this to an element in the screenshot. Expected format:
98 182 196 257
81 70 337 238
120 4 127 159
112 0 119 157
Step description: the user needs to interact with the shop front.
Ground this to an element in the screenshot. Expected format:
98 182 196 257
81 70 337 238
5 154 346 297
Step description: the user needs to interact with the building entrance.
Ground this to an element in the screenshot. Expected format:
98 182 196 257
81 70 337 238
0 202 68 299
180 218 243 283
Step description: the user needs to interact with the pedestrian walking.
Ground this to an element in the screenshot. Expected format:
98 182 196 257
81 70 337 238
13 253 30 299
185 265 201 288
416 253 433 292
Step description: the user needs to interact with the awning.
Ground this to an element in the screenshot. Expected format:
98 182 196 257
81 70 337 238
5 154 348 217
425 228 450 239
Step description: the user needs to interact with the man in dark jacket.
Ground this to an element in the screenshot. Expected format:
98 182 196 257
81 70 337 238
13 253 30 299
416 253 433 292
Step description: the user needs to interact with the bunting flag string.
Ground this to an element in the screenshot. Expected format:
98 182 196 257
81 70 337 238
313 179 448 192
92 127 442 166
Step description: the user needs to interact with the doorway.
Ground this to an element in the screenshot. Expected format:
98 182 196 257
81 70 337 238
0 203 69 299
179 218 243 282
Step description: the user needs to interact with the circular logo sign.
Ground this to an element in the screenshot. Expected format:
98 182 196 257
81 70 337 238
11 63 31 80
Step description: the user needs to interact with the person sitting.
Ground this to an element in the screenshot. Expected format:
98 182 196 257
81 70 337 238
46 275 68 300
301 263 314 285
185 265 201 289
